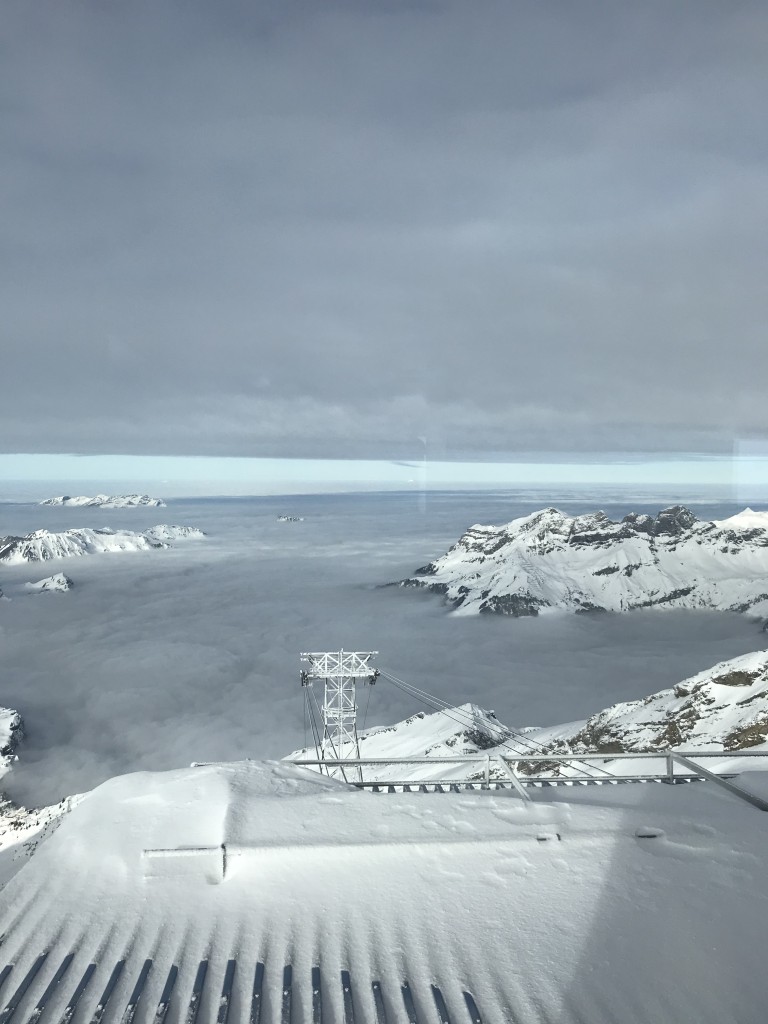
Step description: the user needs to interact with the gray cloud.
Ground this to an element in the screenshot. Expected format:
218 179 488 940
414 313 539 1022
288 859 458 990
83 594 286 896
2 0 767 459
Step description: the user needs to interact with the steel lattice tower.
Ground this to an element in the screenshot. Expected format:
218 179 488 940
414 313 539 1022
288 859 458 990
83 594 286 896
300 650 378 778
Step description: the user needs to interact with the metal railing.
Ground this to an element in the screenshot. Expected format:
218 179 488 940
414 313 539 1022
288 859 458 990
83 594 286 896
285 750 768 811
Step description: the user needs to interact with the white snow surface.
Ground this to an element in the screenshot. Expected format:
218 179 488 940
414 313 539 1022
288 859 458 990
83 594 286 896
24 572 73 594
0 525 204 564
40 494 166 508
714 506 768 530
360 702 511 756
288 703 519 783
2 758 768 1023
401 504 768 618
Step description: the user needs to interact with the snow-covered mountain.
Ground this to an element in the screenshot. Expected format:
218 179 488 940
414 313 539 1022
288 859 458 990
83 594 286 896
0 707 23 780
399 505 768 620
529 649 768 759
40 493 166 508
24 573 73 594
0 525 204 564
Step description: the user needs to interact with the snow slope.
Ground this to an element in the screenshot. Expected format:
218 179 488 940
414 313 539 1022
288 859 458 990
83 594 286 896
359 702 511 757
527 649 768 759
399 504 768 619
0 525 204 564
40 494 166 508
287 703 521 783
1 759 768 1023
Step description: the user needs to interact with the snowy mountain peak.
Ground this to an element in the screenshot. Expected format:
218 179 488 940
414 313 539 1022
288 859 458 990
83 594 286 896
25 573 73 594
400 505 768 620
715 507 768 530
40 494 166 508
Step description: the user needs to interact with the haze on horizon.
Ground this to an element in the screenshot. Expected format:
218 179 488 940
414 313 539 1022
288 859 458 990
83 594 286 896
2 0 767 464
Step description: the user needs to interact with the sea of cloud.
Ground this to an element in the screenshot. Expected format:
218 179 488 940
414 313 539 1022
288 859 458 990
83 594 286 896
1 489 766 806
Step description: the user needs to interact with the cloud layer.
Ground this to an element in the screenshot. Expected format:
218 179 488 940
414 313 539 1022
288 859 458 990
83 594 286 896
3 1 767 458
1 490 765 805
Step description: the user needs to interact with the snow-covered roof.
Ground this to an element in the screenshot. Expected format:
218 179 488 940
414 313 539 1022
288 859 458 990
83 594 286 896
1 759 767 1024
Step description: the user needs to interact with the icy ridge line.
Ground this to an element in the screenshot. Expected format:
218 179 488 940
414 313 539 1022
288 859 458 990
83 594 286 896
398 504 768 620
40 494 166 508
0 525 205 564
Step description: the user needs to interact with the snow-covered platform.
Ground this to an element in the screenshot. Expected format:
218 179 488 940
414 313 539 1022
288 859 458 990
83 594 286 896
1 760 768 1023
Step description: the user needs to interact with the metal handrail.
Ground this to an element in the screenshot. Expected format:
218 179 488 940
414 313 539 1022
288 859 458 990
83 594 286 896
287 749 768 765
283 749 768 811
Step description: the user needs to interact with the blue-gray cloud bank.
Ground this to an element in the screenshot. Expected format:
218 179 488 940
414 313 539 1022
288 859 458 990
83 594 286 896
2 0 767 460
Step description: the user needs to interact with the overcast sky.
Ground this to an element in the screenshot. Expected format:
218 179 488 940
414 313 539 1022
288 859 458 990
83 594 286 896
3 0 767 462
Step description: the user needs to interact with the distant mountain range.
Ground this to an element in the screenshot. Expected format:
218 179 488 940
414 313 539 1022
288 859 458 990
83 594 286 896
0 525 204 564
40 494 166 508
398 505 768 622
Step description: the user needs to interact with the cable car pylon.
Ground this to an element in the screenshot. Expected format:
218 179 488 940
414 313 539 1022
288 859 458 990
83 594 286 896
300 650 378 781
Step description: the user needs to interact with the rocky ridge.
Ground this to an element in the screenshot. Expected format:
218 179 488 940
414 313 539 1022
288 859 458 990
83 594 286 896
399 505 768 621
529 649 768 761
